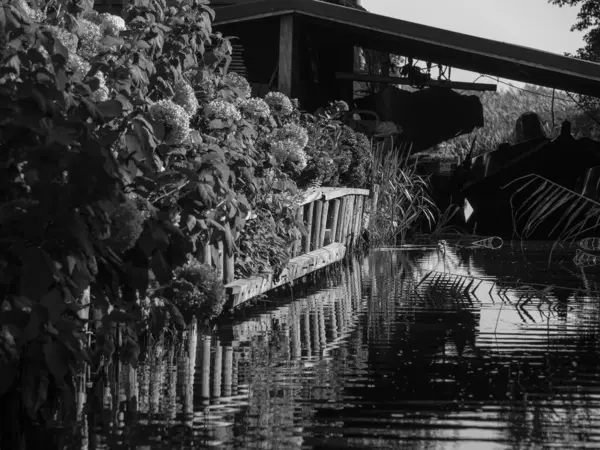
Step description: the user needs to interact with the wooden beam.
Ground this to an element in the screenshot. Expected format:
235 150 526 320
278 14 294 96
336 72 497 92
225 243 347 308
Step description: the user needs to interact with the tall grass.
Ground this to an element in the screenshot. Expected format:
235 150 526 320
444 85 580 160
369 140 438 246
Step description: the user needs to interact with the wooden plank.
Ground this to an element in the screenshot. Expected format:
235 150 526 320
335 72 497 91
342 195 355 246
304 202 315 254
330 199 341 244
293 206 304 257
335 197 348 243
318 200 330 248
298 187 370 206
312 200 324 250
353 196 364 247
278 15 294 96
224 243 347 308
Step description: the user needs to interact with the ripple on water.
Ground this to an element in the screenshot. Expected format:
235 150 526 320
70 242 600 449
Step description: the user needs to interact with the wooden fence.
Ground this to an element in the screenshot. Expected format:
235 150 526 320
202 186 377 308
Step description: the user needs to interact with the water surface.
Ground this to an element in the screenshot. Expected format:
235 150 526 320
73 241 600 449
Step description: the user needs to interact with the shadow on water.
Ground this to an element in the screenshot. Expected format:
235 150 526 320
68 242 600 449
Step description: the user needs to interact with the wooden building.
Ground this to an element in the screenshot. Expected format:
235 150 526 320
212 0 600 111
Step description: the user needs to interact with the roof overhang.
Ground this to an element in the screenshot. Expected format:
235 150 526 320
213 0 600 97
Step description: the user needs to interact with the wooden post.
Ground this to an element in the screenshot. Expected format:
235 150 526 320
278 15 294 96
222 345 233 398
224 253 234 285
335 197 347 243
304 202 315 254
293 206 304 257
312 200 324 250
201 336 211 403
330 199 341 245
353 196 365 247
318 200 330 248
343 195 355 247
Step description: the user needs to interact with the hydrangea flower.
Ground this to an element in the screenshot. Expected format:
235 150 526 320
68 53 91 80
76 19 102 60
270 139 308 170
15 0 45 23
205 99 241 122
99 13 126 36
223 72 251 99
90 71 109 102
265 91 293 117
239 97 270 120
47 26 79 55
173 78 199 116
272 123 309 150
149 99 191 145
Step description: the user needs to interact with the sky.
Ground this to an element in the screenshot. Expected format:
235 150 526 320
361 0 586 87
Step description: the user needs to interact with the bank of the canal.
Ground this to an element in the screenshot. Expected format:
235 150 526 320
68 241 600 449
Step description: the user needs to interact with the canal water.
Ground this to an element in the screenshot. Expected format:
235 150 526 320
72 241 600 449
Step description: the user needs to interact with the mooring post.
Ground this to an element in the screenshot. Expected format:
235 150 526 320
335 197 347 243
312 200 324 250
304 202 315 253
330 199 341 244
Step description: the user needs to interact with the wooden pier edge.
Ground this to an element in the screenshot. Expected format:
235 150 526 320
224 242 347 309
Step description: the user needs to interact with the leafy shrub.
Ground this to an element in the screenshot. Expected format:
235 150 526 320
169 260 225 319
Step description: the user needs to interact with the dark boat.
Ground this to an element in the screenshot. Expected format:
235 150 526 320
452 121 600 240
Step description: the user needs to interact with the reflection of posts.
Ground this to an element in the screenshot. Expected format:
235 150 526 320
183 321 197 427
212 344 223 401
222 346 233 398
291 304 302 360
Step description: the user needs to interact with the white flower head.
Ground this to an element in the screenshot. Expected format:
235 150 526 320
90 71 109 102
265 91 293 117
173 78 199 117
15 0 45 23
48 26 79 55
205 99 241 122
68 53 91 79
239 97 270 120
76 19 102 60
223 72 251 99
274 123 309 150
149 99 192 145
99 13 126 36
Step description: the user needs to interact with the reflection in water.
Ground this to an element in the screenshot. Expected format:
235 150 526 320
69 244 600 449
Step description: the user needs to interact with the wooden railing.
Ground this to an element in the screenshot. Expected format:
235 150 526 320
201 186 377 308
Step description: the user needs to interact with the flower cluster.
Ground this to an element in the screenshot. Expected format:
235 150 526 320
15 0 45 23
239 97 270 120
205 99 242 122
68 53 91 80
76 18 102 60
149 99 191 145
90 71 109 102
273 123 309 150
99 13 126 36
48 26 79 54
173 79 199 117
223 72 252 99
265 91 293 117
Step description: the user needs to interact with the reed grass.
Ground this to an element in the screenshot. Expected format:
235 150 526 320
368 140 438 246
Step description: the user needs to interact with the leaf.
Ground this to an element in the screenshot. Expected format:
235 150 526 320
100 35 125 48
40 289 65 324
44 341 68 387
20 247 55 302
97 99 123 119
208 119 225 129
186 214 197 231
151 251 171 283
0 361 17 395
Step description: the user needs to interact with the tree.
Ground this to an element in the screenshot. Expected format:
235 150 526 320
549 0 600 61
